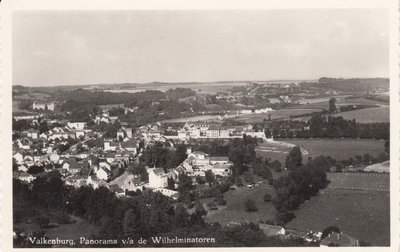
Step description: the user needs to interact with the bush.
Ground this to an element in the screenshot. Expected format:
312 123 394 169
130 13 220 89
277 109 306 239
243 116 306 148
263 193 272 202
243 172 255 183
207 202 217 210
276 211 295 226
321 226 341 239
215 196 227 206
244 199 258 212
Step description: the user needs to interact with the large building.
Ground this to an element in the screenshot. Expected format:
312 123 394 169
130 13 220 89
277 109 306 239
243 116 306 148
33 101 55 111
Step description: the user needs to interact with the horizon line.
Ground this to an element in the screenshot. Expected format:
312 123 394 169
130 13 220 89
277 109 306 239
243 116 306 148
12 76 390 88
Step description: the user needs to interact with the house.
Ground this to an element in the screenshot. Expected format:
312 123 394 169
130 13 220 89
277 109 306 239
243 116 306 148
153 188 179 200
105 153 116 164
25 129 39 139
209 156 230 165
219 127 230 138
259 223 285 237
39 132 48 140
98 162 111 172
189 151 207 160
104 141 120 151
67 160 83 175
107 172 141 191
320 233 359 247
210 163 232 177
117 129 125 140
121 139 139 154
87 175 107 188
18 165 28 172
148 168 169 188
206 125 220 138
13 152 24 164
17 138 31 150
33 101 55 111
96 166 112 181
67 122 87 130
49 153 60 163
18 172 37 183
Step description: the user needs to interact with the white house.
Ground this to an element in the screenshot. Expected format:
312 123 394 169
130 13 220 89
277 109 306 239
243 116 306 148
96 166 111 181
33 101 55 111
13 152 24 164
148 168 169 188
67 122 87 130
104 141 120 151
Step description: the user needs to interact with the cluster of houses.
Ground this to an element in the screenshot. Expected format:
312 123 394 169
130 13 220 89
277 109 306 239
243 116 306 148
166 123 267 141
32 101 56 111
13 110 239 200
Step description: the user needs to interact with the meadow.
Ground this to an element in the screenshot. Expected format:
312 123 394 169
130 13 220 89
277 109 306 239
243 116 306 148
14 215 100 241
332 106 389 123
327 172 389 191
256 139 386 163
286 188 390 246
204 180 277 226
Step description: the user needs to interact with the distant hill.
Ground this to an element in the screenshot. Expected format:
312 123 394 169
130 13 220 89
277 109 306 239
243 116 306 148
318 77 389 92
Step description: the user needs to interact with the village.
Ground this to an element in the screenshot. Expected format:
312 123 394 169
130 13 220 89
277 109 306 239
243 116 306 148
13 100 269 198
13 98 374 247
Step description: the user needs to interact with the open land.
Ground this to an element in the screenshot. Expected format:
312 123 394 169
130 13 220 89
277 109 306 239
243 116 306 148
332 106 390 123
286 187 390 246
204 179 277 225
14 215 100 241
256 139 386 163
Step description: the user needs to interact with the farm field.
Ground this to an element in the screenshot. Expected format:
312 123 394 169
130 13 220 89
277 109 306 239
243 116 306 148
286 188 390 246
327 172 389 191
234 108 321 123
256 139 386 163
204 180 277 226
332 106 389 123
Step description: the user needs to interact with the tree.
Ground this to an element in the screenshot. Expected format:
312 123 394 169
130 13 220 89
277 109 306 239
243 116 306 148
321 226 341 239
243 171 255 183
167 177 176 190
190 201 207 225
285 146 302 171
271 160 282 172
263 193 272 202
276 211 295 226
205 170 216 185
27 165 44 174
244 199 258 212
329 98 337 113
13 158 18 171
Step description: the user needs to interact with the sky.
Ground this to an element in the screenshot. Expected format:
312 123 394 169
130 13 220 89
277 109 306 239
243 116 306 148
12 9 389 86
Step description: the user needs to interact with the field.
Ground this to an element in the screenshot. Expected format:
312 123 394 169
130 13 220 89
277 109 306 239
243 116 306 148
256 139 386 163
332 106 389 123
327 172 389 191
204 180 277 225
234 108 321 123
14 215 100 241
286 188 390 246
102 82 249 94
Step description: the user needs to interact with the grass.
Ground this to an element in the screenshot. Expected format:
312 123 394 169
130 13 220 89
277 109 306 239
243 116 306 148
327 172 389 191
286 188 390 246
234 108 321 123
14 215 100 241
204 179 277 225
278 139 385 161
332 106 389 123
256 139 386 163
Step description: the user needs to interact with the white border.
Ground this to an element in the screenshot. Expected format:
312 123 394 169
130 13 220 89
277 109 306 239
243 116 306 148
1 0 399 252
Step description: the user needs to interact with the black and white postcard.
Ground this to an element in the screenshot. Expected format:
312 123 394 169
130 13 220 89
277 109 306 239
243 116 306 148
1 0 399 251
